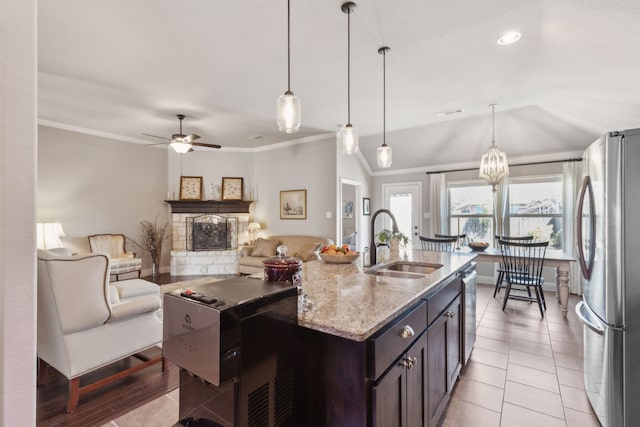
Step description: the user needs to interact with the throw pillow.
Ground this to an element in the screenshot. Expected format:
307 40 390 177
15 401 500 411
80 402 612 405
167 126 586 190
251 238 281 257
295 242 322 262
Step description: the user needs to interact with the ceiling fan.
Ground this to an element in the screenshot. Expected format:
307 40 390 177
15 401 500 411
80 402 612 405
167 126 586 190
143 114 222 153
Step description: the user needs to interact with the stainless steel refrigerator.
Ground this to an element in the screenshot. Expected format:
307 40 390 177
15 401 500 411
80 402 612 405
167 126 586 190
575 128 640 427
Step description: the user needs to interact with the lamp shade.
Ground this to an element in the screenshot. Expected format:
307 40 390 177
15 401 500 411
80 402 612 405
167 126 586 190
338 124 358 154
377 144 392 168
170 142 192 154
277 92 301 133
36 222 66 249
248 222 261 232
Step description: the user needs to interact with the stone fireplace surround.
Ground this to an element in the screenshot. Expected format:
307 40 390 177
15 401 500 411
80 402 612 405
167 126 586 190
167 200 253 276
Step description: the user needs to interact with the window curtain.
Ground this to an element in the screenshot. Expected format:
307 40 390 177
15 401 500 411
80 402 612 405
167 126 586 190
494 177 509 239
563 161 583 294
429 173 448 235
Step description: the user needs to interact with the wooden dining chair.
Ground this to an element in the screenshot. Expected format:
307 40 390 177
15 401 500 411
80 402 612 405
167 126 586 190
434 233 467 248
498 239 549 317
493 235 535 297
419 236 458 252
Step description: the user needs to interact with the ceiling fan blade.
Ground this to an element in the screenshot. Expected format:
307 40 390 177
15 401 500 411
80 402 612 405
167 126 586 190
145 142 170 147
192 142 222 149
142 133 171 141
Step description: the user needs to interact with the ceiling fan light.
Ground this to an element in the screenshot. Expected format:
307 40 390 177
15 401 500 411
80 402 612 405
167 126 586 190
170 141 192 154
338 124 358 154
377 144 392 168
277 91 301 133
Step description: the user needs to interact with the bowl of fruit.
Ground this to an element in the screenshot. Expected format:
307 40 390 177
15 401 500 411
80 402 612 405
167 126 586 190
319 244 360 264
468 242 490 252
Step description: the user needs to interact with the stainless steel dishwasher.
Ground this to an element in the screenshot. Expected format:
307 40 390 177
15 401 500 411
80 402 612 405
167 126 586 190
462 262 477 366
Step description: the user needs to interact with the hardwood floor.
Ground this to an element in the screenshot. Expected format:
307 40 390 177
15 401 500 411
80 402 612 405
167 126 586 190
36 347 179 427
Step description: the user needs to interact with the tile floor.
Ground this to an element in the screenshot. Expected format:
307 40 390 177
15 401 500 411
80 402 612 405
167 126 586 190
104 283 601 427
442 283 601 427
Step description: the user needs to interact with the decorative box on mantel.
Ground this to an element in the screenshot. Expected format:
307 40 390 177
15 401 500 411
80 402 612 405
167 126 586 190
166 200 254 276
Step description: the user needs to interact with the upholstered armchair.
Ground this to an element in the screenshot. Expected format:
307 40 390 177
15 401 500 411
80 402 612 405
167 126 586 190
88 233 142 281
36 249 164 412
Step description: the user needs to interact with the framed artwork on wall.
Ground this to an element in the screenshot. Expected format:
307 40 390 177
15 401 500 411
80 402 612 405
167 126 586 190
221 177 244 201
280 189 307 219
179 176 203 200
342 201 354 218
363 197 371 215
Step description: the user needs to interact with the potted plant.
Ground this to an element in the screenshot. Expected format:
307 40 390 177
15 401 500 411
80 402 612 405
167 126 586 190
375 229 410 259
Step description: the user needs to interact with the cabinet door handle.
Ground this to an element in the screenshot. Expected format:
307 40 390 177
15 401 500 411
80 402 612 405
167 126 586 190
445 310 455 318
399 356 418 370
399 325 415 338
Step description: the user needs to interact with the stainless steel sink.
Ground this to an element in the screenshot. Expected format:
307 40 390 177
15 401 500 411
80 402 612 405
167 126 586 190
368 270 426 279
365 261 443 279
385 262 443 275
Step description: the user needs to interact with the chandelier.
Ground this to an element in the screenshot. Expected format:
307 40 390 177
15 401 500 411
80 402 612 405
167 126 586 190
479 104 509 192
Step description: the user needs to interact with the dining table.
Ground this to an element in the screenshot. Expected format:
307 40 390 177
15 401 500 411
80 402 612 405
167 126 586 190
461 247 576 318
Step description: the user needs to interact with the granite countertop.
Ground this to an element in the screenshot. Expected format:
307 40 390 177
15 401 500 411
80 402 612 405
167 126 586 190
297 250 476 342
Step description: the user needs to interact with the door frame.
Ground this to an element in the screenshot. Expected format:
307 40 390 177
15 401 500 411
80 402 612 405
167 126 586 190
381 181 423 250
337 178 361 250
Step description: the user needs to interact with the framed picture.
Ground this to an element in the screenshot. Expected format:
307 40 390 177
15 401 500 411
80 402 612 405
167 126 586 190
280 189 307 219
179 176 203 200
342 201 354 218
221 177 244 201
363 197 371 215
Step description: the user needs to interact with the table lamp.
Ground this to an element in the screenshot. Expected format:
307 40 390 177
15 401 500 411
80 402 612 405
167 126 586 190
248 222 261 245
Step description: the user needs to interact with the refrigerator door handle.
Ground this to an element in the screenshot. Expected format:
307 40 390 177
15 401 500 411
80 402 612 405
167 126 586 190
575 301 605 335
576 176 596 280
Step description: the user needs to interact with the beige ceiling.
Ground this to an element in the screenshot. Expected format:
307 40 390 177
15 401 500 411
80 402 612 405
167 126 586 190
38 0 640 173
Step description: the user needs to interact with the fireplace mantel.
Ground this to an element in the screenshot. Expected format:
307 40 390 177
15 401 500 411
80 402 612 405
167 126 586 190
165 200 253 214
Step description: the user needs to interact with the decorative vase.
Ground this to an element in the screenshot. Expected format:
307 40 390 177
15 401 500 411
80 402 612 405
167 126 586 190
390 237 400 259
377 244 390 263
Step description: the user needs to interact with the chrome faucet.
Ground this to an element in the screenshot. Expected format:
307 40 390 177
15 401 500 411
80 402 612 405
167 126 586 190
369 208 399 266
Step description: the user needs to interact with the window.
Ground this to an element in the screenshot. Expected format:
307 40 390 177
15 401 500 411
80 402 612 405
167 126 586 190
448 181 494 245
506 176 563 249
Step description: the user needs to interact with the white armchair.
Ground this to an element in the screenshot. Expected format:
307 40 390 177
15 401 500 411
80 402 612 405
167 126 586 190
37 249 165 412
88 233 142 281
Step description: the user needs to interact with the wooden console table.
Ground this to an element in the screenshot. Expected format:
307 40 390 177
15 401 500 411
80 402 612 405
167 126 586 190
468 248 575 318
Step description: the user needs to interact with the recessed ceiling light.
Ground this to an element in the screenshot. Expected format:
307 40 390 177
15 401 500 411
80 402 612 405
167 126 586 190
248 135 263 140
436 109 463 118
497 31 521 45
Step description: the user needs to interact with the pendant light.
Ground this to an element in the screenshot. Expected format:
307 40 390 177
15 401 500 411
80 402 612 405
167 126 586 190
277 0 301 133
479 104 509 192
338 2 358 155
377 46 392 168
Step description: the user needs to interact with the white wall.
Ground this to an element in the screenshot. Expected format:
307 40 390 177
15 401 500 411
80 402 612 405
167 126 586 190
38 126 170 272
167 150 256 202
254 138 336 240
0 0 37 423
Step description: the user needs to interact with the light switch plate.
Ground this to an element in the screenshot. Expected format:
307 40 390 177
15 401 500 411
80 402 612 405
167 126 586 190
326 211 332 219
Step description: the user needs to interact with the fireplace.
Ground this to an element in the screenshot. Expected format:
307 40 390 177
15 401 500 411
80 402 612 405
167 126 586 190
187 214 238 251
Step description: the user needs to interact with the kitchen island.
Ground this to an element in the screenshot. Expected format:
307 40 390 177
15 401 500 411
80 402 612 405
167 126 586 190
294 250 477 427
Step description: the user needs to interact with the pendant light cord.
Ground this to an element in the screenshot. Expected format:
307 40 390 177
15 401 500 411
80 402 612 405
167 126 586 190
382 49 386 145
287 0 291 92
347 7 351 125
491 104 496 145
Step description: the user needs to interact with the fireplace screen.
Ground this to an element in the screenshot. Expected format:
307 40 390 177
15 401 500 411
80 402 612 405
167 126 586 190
186 214 238 251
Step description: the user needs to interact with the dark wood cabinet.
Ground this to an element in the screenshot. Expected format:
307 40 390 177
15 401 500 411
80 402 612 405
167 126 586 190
427 293 462 427
373 330 428 427
296 268 469 427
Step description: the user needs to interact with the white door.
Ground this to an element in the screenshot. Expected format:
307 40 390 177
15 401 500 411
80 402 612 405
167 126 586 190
382 182 423 250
